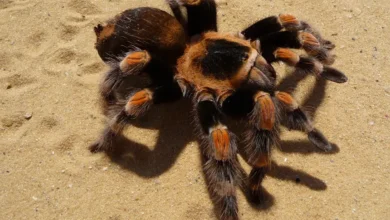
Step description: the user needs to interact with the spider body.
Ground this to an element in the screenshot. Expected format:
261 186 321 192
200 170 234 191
90 1 347 219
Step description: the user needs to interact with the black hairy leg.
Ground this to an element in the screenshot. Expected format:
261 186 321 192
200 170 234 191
99 50 151 108
241 14 336 64
90 83 182 153
195 91 241 220
242 14 335 49
90 88 153 153
240 91 278 203
164 0 187 29
275 91 332 151
242 14 302 40
274 48 348 83
259 31 335 65
166 0 217 38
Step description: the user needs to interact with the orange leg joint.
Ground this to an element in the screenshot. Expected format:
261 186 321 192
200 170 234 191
120 51 150 73
254 92 275 131
211 127 230 161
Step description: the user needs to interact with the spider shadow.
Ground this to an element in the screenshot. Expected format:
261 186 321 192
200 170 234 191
100 72 339 213
105 98 194 178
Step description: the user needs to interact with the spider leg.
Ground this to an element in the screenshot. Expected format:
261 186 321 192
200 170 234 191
90 82 182 153
100 50 151 105
274 48 347 83
242 14 336 65
194 90 241 220
166 0 217 38
164 0 187 29
239 91 278 202
242 14 335 50
275 91 332 151
242 14 301 39
259 31 335 65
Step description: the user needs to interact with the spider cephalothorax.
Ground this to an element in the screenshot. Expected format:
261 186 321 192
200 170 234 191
89 1 347 219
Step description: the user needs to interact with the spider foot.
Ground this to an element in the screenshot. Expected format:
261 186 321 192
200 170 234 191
89 140 106 153
89 127 117 153
308 128 332 152
248 166 268 204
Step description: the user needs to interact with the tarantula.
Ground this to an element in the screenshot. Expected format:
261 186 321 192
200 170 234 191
90 0 347 219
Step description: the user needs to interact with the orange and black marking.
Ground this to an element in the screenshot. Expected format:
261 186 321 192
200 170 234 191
176 32 258 96
254 92 275 131
274 48 300 66
275 91 298 110
125 89 153 116
278 14 299 27
128 90 152 106
119 51 151 73
211 127 230 161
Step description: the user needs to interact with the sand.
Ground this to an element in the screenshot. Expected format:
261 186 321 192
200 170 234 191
1 0 389 219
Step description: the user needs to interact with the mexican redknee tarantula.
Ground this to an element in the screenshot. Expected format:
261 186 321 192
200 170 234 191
90 0 347 219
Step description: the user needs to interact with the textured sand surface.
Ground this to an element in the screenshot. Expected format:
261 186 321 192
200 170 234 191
1 0 389 219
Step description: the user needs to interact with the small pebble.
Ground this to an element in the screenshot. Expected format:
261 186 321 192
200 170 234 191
284 158 288 162
24 112 33 120
68 184 73 188
88 166 92 169
102 167 108 171
6 83 12 89
32 196 38 201
369 121 374 125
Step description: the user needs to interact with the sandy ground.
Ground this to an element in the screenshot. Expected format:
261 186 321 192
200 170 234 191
1 0 390 219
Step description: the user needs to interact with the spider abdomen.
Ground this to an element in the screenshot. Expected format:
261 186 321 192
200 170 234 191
94 7 186 67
